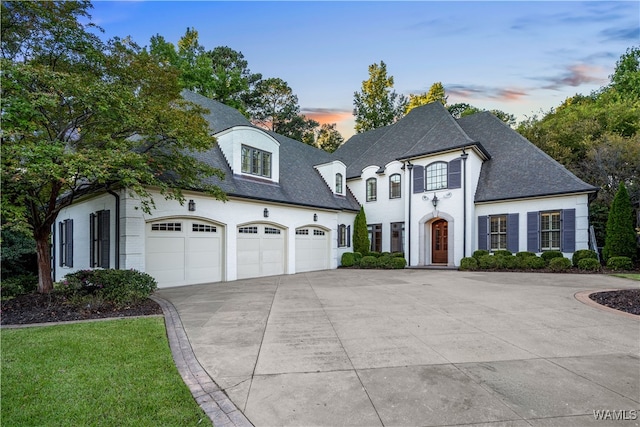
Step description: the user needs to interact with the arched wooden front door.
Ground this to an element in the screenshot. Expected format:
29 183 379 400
432 219 448 264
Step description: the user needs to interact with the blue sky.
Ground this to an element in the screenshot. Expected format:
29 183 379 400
90 1 639 139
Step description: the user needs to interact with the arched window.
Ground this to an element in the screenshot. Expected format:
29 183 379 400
425 162 447 191
335 173 343 194
389 174 401 199
366 178 377 202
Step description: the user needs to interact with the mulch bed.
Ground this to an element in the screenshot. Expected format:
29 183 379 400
1 292 162 326
589 289 640 316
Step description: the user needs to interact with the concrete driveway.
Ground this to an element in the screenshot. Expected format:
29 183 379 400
157 270 640 427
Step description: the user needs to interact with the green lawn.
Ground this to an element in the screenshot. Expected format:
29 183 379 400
1 317 212 427
613 273 640 281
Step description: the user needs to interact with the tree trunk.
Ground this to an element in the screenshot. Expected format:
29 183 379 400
35 231 54 293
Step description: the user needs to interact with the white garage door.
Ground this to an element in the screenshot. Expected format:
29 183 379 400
237 224 285 280
146 220 223 288
295 227 329 273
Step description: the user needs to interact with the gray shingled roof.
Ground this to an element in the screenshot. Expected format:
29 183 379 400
334 102 481 179
457 112 598 202
335 102 597 202
184 91 360 212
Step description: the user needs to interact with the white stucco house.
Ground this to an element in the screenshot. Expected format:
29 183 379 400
53 91 597 288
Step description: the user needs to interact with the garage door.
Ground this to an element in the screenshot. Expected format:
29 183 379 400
237 224 285 280
295 227 329 273
146 219 223 288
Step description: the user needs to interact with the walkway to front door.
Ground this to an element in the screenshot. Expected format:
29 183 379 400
432 219 448 264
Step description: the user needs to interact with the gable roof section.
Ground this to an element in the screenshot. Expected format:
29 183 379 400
334 102 480 178
457 112 598 202
185 91 360 212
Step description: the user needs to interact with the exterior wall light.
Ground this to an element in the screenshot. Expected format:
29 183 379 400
263 208 269 218
432 193 439 208
314 214 318 222
188 200 196 211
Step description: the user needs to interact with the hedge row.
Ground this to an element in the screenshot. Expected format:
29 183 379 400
459 249 607 272
341 252 406 269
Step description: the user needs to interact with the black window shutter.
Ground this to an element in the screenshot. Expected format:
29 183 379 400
413 165 424 193
478 216 488 250
448 158 461 189
561 209 576 252
347 225 351 248
527 211 539 252
507 213 519 253
59 222 65 267
100 210 110 268
90 213 96 267
67 219 74 268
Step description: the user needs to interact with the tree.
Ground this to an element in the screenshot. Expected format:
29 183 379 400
603 183 637 261
353 207 370 254
316 123 345 153
353 61 407 133
1 1 225 293
405 82 447 114
610 46 640 101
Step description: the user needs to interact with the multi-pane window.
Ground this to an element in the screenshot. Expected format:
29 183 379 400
390 222 404 254
541 212 561 251
193 224 216 233
264 227 281 235
151 222 182 231
368 223 382 252
338 224 350 248
296 229 309 235
490 216 507 251
90 210 110 268
241 145 271 178
425 162 447 191
335 173 343 194
389 174 401 199
238 226 258 234
59 219 73 267
366 178 377 202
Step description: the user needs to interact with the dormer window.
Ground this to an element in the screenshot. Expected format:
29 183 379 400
336 173 343 194
241 145 271 178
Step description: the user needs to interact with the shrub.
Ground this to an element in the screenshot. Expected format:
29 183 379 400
392 252 404 258
59 269 157 308
541 251 564 264
359 256 378 269
353 252 363 265
391 257 407 269
341 252 355 267
493 250 512 257
548 257 572 272
504 255 524 269
603 183 636 262
478 255 498 269
0 274 38 298
377 254 394 269
516 251 537 258
472 250 489 260
353 207 370 255
578 258 601 271
606 256 633 271
459 257 478 271
368 251 381 258
522 256 546 269
572 249 598 267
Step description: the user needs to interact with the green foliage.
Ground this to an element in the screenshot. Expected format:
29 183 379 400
353 207 370 255
606 256 633 271
472 250 489 260
1 227 36 278
353 61 407 133
368 251 381 258
541 251 564 264
493 250 513 257
315 123 344 153
405 82 447 114
522 256 546 269
504 256 524 269
359 256 378 269
459 257 478 271
516 251 537 258
603 182 637 261
341 252 355 267
478 255 498 269
391 257 407 269
377 253 394 269
58 269 157 308
0 274 38 299
548 257 572 272
353 252 363 264
392 252 405 257
578 258 601 271
572 249 598 267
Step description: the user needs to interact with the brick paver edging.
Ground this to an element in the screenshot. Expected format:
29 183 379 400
574 289 640 320
151 296 254 427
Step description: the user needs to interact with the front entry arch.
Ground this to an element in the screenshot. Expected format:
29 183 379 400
432 219 448 264
417 211 454 267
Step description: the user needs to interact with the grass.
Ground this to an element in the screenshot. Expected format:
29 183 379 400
1 317 212 427
613 273 640 281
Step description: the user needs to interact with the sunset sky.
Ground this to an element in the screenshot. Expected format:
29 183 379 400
90 1 639 139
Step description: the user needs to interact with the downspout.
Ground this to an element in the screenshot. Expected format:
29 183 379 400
460 149 469 258
51 224 56 282
107 189 120 269
406 161 414 265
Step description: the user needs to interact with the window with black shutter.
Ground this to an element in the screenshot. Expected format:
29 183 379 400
59 219 73 267
90 210 110 268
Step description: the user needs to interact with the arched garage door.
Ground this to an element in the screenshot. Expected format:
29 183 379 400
295 227 329 273
146 219 224 288
237 224 285 280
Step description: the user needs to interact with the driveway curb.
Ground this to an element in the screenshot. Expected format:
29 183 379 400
574 289 640 320
151 296 253 427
